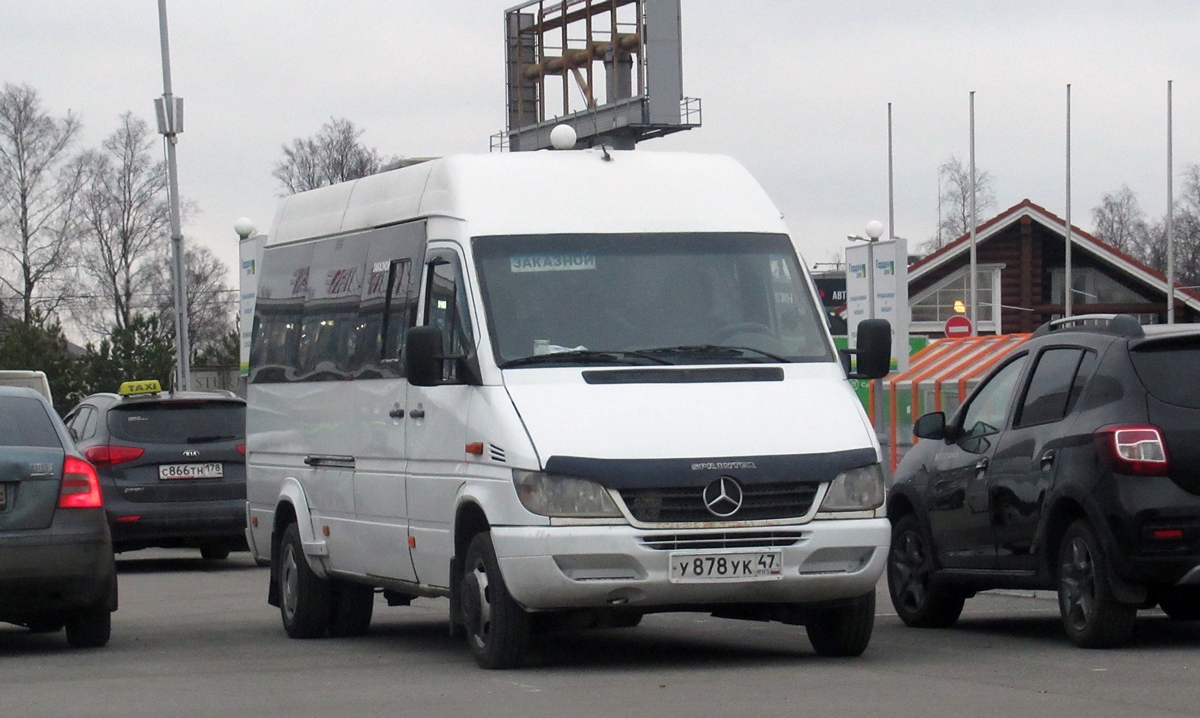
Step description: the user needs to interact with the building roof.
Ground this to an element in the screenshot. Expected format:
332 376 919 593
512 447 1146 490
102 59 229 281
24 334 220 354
909 199 1200 312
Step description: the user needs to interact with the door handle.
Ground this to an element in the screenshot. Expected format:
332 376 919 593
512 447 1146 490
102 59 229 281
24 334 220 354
408 409 426 419
1040 449 1057 469
974 457 989 475
304 455 356 468
388 408 405 419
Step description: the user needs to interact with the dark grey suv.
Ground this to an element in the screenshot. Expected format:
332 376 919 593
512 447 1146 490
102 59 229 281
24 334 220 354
888 314 1200 647
0 386 116 647
64 384 247 560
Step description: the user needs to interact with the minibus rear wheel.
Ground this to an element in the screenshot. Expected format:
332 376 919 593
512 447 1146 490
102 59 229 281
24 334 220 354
461 531 530 669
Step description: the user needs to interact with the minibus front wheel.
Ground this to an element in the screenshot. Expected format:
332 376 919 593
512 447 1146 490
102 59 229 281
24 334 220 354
461 531 530 669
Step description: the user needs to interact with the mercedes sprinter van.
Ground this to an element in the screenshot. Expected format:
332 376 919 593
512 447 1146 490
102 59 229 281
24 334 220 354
245 149 892 668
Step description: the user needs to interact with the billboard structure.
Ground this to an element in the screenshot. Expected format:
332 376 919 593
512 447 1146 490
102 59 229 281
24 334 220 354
500 0 700 152
846 238 910 372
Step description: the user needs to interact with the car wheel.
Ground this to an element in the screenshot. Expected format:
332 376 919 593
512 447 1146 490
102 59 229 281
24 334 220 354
888 514 966 628
461 531 530 669
200 543 231 561
279 522 331 639
65 604 111 648
1057 519 1137 648
328 581 375 637
1157 588 1200 621
806 591 875 657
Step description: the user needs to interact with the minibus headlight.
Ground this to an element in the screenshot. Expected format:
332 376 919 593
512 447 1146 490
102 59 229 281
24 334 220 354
819 463 885 512
512 470 622 518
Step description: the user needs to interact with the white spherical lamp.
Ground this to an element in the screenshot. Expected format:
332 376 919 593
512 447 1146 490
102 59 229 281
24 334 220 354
234 217 256 239
865 220 884 240
550 124 577 150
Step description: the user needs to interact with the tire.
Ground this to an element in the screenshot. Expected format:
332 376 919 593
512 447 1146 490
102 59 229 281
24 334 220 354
460 532 530 669
65 604 111 648
806 591 875 657
328 581 375 637
887 514 966 628
1057 519 1137 648
1158 588 1200 621
278 523 332 639
200 544 231 561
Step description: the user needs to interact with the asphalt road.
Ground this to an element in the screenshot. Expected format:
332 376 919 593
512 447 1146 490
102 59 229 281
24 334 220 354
2 549 1200 718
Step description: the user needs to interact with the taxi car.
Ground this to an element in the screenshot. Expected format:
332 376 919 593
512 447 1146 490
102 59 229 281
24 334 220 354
64 380 247 560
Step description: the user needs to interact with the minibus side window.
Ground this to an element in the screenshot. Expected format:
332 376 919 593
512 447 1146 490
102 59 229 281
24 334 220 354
297 235 369 381
360 222 424 377
423 254 474 383
250 242 313 383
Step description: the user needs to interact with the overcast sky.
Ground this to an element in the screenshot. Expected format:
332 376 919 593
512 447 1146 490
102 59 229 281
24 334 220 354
6 0 1200 290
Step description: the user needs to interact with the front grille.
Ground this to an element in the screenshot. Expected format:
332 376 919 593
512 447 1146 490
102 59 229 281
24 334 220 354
619 481 819 523
641 531 807 551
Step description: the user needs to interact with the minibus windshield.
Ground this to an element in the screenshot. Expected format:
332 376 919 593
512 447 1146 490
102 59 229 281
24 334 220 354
473 233 834 367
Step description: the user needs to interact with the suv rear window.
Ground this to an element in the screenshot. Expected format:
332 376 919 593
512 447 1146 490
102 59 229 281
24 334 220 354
1131 340 1200 409
0 396 62 448
108 401 246 444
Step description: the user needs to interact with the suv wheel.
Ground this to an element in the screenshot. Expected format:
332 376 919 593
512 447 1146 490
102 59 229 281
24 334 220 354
1157 587 1200 621
1057 519 1136 647
888 514 965 628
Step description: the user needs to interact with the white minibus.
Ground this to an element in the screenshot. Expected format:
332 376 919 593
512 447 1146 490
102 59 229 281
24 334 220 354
245 149 892 668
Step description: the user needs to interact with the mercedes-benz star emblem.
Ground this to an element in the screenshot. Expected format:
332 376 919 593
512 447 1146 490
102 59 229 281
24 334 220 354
703 476 744 518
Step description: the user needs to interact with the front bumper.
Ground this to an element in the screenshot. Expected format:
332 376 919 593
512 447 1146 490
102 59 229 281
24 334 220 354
491 518 889 611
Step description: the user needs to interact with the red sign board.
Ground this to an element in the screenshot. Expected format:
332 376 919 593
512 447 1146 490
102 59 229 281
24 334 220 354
944 315 973 338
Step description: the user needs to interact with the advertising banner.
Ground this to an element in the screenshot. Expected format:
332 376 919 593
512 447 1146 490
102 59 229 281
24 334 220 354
238 234 267 375
845 237 909 372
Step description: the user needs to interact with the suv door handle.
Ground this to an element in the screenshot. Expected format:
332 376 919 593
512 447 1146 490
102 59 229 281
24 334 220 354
1040 449 1057 469
974 457 989 475
408 409 426 419
388 408 405 419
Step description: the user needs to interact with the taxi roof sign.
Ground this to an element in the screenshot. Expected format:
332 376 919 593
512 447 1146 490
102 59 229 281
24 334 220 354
119 380 162 397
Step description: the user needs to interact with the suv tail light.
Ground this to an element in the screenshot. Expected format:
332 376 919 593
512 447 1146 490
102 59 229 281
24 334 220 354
84 445 145 467
59 456 103 508
1095 425 1169 476
236 444 246 455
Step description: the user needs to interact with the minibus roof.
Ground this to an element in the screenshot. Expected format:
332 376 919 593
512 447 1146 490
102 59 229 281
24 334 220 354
267 150 789 246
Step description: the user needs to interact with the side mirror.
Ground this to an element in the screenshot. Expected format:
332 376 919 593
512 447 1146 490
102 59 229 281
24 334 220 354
913 411 946 441
843 319 892 379
404 326 444 387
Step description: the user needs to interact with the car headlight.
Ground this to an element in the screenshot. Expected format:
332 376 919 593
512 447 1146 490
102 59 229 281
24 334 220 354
512 470 622 518
819 463 885 512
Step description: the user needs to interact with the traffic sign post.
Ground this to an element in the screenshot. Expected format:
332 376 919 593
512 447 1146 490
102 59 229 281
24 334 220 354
944 315 973 338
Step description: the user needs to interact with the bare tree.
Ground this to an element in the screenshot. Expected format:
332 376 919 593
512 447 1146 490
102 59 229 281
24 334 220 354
930 155 996 251
1091 185 1148 257
272 117 396 194
0 83 85 325
74 113 170 336
141 243 235 359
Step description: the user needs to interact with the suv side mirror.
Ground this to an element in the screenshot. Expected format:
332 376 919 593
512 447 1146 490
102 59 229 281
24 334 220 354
405 326 444 387
913 411 947 440
842 319 892 379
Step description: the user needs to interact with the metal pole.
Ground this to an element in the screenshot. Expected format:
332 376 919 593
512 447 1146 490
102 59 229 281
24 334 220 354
969 91 977 336
1168 80 1175 324
1065 84 1073 319
157 0 190 390
888 102 895 239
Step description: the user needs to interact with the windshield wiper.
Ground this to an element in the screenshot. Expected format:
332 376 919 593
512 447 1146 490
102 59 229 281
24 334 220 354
638 345 791 363
187 434 239 444
500 349 671 368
